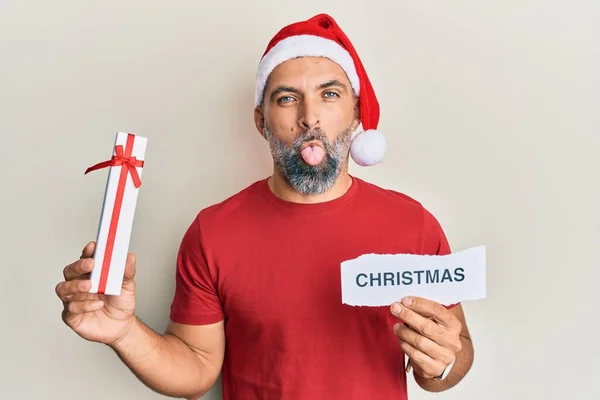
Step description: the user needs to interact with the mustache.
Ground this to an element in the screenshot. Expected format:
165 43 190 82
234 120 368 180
293 129 328 147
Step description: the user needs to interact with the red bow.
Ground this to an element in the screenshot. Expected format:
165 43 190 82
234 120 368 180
85 144 144 188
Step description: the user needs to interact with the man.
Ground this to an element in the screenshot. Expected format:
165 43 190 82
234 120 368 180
56 13 474 399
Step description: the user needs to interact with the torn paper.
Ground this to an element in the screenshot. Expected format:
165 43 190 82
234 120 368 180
341 246 486 307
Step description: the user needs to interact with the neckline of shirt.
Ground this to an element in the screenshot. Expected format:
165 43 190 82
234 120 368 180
258 175 361 214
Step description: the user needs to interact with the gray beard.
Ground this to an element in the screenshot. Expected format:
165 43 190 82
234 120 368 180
264 123 353 196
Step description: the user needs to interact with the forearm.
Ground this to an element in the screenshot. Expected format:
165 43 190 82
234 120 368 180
414 334 474 392
109 317 217 399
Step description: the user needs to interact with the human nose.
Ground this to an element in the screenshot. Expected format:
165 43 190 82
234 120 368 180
297 99 320 131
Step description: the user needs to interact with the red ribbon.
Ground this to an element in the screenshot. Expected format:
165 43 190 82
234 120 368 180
85 140 144 188
85 133 144 294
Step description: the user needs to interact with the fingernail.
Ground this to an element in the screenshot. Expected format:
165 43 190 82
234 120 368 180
391 303 402 315
402 297 412 306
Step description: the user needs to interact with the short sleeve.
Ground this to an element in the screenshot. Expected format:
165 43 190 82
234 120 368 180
421 207 458 309
169 215 225 325
421 208 451 256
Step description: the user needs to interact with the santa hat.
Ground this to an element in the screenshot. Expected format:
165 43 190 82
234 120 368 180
255 13 386 167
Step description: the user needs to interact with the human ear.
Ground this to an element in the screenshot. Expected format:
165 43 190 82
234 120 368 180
254 106 266 139
352 96 361 131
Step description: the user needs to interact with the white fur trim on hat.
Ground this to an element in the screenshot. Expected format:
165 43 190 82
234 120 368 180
350 129 386 166
255 34 360 105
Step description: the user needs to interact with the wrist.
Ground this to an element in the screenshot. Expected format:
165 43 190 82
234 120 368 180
108 316 139 352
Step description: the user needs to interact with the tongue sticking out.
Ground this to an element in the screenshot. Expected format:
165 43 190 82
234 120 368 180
300 145 325 166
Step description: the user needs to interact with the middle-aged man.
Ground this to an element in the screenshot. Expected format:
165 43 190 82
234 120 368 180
56 13 474 400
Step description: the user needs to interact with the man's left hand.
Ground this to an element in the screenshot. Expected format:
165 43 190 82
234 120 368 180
390 296 462 380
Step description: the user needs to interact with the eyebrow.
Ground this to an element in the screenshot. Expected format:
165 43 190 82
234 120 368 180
269 85 299 103
317 79 348 92
268 79 349 103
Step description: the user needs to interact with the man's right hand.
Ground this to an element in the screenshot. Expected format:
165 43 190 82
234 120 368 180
55 241 137 346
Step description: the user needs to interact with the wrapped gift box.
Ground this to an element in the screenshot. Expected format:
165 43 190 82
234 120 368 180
85 132 147 295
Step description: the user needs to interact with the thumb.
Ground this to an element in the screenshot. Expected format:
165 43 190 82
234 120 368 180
123 253 136 281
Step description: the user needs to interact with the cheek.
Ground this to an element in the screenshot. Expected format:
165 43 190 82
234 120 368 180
274 125 297 146
322 104 354 132
275 121 297 138
267 109 298 139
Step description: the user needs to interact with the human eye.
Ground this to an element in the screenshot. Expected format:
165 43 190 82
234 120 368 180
323 91 340 99
277 95 295 104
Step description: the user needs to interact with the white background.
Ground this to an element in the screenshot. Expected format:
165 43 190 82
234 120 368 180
1 1 598 399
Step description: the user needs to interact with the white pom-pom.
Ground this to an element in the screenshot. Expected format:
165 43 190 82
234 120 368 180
350 129 386 166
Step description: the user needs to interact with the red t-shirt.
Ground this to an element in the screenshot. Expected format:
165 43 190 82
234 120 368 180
170 176 452 399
